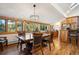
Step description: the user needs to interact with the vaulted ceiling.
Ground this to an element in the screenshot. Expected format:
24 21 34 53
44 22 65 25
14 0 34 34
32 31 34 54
0 3 79 24
51 3 79 17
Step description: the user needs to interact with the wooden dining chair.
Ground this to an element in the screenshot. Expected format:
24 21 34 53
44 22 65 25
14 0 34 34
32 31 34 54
42 32 52 51
17 31 26 51
17 36 26 51
0 37 8 51
50 31 55 48
32 33 44 55
67 28 79 47
17 31 33 53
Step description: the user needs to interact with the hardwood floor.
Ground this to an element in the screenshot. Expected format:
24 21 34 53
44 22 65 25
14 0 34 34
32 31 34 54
0 38 79 55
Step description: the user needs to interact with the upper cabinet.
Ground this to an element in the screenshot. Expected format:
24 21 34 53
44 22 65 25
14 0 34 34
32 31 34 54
61 16 79 30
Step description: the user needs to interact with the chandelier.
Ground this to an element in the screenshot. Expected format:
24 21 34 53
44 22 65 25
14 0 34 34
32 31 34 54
30 4 39 20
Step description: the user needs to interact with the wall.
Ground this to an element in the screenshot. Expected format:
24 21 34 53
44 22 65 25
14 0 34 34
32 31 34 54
53 22 61 31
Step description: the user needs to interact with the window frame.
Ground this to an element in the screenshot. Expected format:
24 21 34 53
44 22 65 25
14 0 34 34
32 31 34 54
0 17 51 34
16 20 23 32
0 18 6 32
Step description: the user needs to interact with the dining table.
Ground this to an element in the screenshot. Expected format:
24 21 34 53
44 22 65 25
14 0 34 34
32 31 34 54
17 33 51 51
17 33 33 51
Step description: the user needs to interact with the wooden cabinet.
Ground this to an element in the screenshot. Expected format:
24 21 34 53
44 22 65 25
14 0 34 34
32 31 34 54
53 31 58 37
60 16 79 44
60 30 68 42
62 16 79 30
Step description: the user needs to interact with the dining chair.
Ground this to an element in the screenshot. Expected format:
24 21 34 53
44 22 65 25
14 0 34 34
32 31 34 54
0 37 8 51
17 31 26 51
50 31 55 49
42 32 52 51
67 28 79 47
32 33 44 55
17 36 26 51
17 32 33 53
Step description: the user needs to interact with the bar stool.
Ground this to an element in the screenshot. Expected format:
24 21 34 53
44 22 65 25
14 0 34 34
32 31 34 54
67 28 79 47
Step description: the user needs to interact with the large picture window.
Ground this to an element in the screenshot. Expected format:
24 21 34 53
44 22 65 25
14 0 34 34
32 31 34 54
0 17 50 33
17 21 23 31
25 22 39 32
25 23 31 32
40 24 47 31
32 23 39 32
8 20 16 32
0 19 6 32
44 25 47 31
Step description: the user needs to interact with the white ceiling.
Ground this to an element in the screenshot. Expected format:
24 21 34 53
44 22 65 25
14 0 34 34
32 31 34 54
53 3 79 17
0 3 79 24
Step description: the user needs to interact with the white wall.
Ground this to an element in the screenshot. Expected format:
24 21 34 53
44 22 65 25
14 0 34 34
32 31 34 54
0 34 18 44
53 22 61 31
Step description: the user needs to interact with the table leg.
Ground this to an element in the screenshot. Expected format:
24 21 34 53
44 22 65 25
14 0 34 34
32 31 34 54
6 39 8 47
76 37 78 47
52 40 55 48
20 43 22 51
48 41 51 51
0 43 3 51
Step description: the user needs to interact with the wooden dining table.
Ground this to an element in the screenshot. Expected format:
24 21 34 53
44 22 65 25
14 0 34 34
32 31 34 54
17 33 33 51
17 33 51 51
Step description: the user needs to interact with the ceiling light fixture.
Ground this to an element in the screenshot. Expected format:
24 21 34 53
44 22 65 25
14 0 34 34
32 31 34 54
30 4 39 20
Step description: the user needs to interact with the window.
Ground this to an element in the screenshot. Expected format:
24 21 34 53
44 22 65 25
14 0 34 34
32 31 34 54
32 23 36 32
40 24 43 31
25 23 30 32
33 23 39 32
25 22 39 32
17 21 23 31
40 24 47 31
44 25 47 31
37 24 40 31
0 19 6 32
8 20 16 32
29 23 34 32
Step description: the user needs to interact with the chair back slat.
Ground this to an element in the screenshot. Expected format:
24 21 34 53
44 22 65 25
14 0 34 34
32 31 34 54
32 33 44 54
33 33 42 45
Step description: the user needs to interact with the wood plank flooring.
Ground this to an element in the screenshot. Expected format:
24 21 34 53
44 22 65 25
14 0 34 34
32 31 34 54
0 38 79 55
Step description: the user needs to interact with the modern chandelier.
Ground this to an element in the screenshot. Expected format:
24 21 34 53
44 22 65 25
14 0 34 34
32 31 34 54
30 4 39 20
